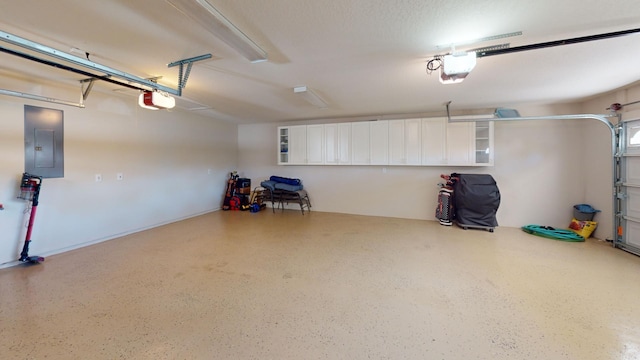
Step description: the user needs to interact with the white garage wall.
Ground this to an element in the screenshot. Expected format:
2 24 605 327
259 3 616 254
2 78 628 266
0 87 237 267
238 103 603 234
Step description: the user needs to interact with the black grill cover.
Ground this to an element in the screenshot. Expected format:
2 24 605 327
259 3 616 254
452 173 500 227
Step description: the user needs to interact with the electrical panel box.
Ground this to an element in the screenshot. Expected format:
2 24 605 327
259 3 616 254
24 105 64 178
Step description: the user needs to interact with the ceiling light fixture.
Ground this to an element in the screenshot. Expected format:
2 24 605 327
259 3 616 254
166 0 268 63
138 91 176 110
293 86 328 109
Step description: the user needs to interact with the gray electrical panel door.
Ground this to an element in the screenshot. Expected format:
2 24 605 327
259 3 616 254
24 105 64 178
619 118 640 256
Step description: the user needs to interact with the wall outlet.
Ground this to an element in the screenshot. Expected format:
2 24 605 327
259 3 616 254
95 174 102 182
117 173 123 181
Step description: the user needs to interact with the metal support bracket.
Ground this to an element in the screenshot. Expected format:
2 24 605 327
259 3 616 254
168 54 212 95
80 78 96 101
0 30 211 99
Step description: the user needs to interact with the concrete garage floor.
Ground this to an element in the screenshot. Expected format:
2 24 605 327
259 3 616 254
1 210 639 360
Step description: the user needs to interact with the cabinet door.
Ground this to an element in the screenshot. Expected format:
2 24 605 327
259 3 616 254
289 125 307 164
324 124 338 165
338 123 351 165
389 120 405 165
306 124 324 164
446 122 474 165
370 120 389 165
405 118 422 165
326 123 352 165
351 122 370 165
474 121 493 165
422 118 446 165
278 127 289 164
390 119 422 165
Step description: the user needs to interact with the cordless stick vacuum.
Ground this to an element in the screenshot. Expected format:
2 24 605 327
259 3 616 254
18 173 44 264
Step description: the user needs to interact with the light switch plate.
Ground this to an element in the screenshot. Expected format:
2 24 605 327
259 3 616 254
95 174 102 182
117 173 123 181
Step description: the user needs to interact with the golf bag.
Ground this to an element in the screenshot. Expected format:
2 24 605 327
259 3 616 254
222 171 239 211
436 174 457 226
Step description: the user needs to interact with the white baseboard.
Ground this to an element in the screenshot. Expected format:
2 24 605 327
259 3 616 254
0 208 220 269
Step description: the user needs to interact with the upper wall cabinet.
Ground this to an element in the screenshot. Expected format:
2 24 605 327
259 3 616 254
306 124 324 165
370 120 389 165
278 125 306 165
421 118 446 165
422 117 494 166
351 121 371 165
278 127 289 164
446 122 475 165
389 119 422 165
277 118 493 166
474 121 493 165
325 123 351 165
352 120 388 165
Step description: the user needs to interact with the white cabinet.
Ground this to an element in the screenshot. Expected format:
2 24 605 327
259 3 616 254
325 123 351 165
422 118 446 165
351 122 371 165
422 118 494 166
278 118 493 166
390 119 422 165
444 120 494 166
306 124 324 164
370 120 389 165
278 127 289 164
352 120 388 165
337 123 351 165
278 125 306 165
389 120 405 165
289 125 307 164
446 122 475 165
324 123 339 165
405 118 422 165
474 121 494 165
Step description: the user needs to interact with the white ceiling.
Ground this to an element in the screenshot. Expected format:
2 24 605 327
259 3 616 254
1 0 640 123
